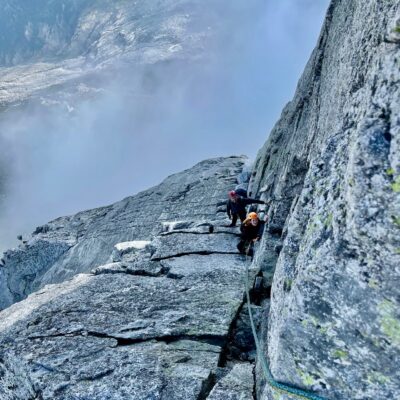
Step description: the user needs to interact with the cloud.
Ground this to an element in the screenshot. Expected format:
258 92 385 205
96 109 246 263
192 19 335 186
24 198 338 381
0 0 330 252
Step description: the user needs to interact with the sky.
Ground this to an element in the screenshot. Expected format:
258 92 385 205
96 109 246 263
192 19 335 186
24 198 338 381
0 0 330 251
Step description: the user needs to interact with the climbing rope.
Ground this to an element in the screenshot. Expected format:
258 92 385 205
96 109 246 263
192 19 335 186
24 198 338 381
244 249 328 400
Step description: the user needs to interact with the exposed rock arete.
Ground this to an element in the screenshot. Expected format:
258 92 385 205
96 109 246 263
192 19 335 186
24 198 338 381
1 0 400 399
0 157 263 400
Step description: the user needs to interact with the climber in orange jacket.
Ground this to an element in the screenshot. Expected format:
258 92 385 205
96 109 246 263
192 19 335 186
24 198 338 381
237 212 264 257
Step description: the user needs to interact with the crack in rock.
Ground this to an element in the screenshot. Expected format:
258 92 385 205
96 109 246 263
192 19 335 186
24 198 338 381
152 251 241 261
197 372 217 400
28 331 227 349
161 230 239 237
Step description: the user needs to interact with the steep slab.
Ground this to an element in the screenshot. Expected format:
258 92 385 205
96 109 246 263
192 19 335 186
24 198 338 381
0 156 257 399
0 235 249 399
0 156 245 309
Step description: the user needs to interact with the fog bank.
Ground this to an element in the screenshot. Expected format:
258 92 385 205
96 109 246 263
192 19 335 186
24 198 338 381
0 0 330 251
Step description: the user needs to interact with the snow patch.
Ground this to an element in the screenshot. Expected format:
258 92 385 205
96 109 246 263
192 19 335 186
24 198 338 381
162 221 186 232
115 241 151 251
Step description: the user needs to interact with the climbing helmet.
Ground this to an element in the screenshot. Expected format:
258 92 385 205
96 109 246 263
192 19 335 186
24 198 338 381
248 212 258 220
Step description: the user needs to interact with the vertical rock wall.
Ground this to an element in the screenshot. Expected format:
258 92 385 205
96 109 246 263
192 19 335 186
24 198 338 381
250 1 400 399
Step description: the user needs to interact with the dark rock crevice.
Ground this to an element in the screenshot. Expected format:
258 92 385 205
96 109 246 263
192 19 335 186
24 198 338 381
151 250 241 262
214 264 269 400
197 372 217 400
161 230 239 237
28 330 227 349
218 301 247 368
93 267 166 278
252 365 257 400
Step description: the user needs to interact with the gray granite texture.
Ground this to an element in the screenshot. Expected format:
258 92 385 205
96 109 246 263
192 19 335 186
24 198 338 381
0 156 261 399
249 1 400 399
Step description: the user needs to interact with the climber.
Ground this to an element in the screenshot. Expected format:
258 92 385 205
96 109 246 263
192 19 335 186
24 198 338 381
237 212 264 257
226 191 265 227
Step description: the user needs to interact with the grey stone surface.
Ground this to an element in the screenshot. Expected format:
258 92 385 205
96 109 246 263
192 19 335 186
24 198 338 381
160 253 246 280
1 336 220 400
0 156 257 399
0 260 241 398
249 1 400 399
151 232 240 260
207 363 254 400
0 156 245 309
0 251 246 399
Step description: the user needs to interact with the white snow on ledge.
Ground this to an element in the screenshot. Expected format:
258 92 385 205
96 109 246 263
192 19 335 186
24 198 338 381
162 221 185 232
115 241 151 251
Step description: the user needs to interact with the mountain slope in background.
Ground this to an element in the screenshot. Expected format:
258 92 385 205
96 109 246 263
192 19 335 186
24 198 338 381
0 0 210 106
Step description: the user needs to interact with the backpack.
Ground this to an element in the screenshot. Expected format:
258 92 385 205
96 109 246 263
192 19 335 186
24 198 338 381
234 187 248 198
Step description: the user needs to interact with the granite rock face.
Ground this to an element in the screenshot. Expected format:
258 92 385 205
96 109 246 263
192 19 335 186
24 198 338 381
1 0 400 398
0 156 246 309
0 156 261 399
249 1 400 399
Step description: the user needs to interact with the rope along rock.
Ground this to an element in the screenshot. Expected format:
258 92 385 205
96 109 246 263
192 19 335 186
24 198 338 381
244 252 328 400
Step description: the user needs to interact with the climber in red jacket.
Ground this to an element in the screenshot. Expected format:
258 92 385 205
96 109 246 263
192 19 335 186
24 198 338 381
226 191 265 227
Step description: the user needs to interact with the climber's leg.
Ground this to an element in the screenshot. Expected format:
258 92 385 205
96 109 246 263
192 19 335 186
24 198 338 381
237 240 246 254
229 213 238 227
238 209 247 223
243 240 254 257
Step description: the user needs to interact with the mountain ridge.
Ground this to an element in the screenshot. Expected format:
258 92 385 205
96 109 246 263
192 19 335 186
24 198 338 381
0 0 400 399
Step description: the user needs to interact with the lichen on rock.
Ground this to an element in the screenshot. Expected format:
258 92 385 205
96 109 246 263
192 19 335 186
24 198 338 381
250 1 400 399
